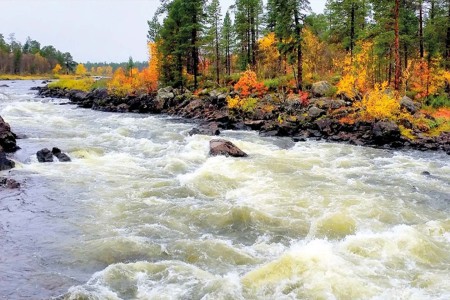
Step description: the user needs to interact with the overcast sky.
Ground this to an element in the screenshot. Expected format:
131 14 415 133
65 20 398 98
1 0 326 63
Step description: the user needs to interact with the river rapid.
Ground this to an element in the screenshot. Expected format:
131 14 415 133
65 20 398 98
1 80 450 300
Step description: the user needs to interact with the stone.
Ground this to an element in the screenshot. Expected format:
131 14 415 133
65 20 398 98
400 96 419 114
189 123 221 136
0 148 15 171
209 139 248 157
372 121 400 145
0 116 19 152
308 107 326 119
36 148 54 163
52 147 71 162
311 81 333 97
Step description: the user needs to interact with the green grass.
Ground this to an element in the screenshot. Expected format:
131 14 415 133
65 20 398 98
48 78 96 92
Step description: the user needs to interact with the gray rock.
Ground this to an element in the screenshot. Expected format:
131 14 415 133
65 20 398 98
308 107 326 119
400 96 419 114
209 139 248 157
37 148 53 163
311 81 333 97
52 147 71 162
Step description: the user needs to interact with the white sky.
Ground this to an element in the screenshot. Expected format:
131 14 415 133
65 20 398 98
0 0 326 63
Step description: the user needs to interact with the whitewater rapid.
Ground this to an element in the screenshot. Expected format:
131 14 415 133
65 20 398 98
0 81 449 299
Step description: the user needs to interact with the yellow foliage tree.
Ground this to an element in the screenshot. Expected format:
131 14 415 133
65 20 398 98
358 82 400 121
107 67 133 97
52 63 62 74
257 32 280 78
336 41 375 99
75 63 87 76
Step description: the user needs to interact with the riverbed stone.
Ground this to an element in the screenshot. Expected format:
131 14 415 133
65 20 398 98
209 139 248 157
52 147 71 162
372 121 400 145
0 147 15 171
37 148 54 163
0 116 19 152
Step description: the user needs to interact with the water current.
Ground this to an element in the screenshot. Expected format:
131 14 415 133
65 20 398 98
1 80 449 299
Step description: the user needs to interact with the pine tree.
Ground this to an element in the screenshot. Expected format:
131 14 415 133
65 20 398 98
206 0 222 84
221 11 234 76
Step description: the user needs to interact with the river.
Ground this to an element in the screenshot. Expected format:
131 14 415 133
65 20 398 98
1 80 450 299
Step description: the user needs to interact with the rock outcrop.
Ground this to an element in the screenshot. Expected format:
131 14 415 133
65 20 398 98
0 116 19 152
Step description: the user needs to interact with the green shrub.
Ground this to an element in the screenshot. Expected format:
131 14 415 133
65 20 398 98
426 94 450 108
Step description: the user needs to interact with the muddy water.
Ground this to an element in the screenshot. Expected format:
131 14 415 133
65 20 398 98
1 81 449 299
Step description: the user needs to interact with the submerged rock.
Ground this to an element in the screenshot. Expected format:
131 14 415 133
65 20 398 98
52 147 71 162
36 148 54 162
0 177 20 189
209 139 248 157
0 147 15 171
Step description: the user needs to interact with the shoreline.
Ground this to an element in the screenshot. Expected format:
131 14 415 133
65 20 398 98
36 85 450 155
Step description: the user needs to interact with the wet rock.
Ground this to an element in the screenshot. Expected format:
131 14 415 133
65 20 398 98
209 139 248 157
36 148 54 163
155 87 175 111
0 116 19 152
372 121 400 145
189 122 221 136
421 171 431 176
311 81 333 97
0 177 20 189
0 148 15 171
52 147 71 162
0 84 9 88
244 120 265 130
400 96 419 114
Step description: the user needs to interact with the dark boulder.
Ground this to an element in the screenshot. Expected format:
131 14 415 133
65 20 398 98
52 147 71 162
209 139 248 157
308 107 326 119
372 121 400 145
0 84 9 88
0 116 19 152
0 147 15 171
36 148 54 163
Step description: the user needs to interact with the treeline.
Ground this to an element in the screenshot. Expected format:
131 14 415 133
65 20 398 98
84 61 148 75
149 0 450 94
0 33 76 75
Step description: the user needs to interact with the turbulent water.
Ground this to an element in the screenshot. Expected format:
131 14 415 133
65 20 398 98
0 80 450 300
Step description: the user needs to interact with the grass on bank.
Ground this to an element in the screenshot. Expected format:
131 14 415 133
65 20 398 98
48 77 108 92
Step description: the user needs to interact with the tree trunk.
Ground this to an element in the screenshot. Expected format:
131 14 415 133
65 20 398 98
250 7 257 67
215 17 220 84
350 3 355 62
294 8 302 91
192 13 198 89
446 0 450 69
394 0 401 91
419 0 424 59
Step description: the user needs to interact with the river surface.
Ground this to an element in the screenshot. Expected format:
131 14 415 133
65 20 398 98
1 80 450 300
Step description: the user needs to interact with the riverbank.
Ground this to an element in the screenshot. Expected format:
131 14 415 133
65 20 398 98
36 85 450 155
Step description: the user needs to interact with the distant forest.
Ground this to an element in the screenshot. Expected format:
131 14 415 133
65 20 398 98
0 33 146 75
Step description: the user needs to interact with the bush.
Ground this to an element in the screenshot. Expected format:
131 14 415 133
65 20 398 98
358 82 400 121
226 95 258 112
234 70 267 97
48 78 95 92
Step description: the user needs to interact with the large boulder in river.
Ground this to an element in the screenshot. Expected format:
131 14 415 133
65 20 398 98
311 81 333 97
0 147 15 171
209 139 248 157
36 148 54 162
0 116 19 152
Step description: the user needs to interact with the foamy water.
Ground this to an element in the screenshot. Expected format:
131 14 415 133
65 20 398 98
1 81 449 299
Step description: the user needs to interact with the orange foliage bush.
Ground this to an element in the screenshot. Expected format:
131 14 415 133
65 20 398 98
234 70 267 98
406 59 448 100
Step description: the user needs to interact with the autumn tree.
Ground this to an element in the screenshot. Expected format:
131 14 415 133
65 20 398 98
75 63 87 76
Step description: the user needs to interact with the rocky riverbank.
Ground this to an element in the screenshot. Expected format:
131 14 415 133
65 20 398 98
36 85 450 155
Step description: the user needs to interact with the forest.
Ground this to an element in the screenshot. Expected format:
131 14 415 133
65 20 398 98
145 0 450 107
